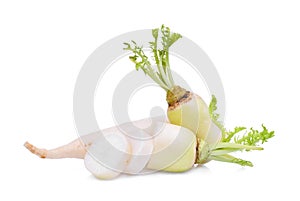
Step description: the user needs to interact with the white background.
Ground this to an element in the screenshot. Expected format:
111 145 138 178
1 0 299 200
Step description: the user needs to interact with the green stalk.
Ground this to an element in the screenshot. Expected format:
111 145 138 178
157 64 169 87
209 154 254 167
151 29 170 88
215 142 263 151
158 53 173 88
146 67 170 91
210 148 243 156
196 140 263 167
165 53 175 87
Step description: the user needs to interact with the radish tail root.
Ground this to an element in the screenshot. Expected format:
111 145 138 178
24 141 48 158
24 139 88 159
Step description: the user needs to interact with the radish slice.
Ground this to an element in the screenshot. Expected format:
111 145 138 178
122 129 153 174
84 153 120 179
146 121 196 171
84 132 131 180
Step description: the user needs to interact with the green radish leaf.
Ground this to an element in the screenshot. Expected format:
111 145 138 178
124 25 182 91
161 24 182 51
234 124 275 147
207 96 274 167
209 95 226 138
223 126 246 143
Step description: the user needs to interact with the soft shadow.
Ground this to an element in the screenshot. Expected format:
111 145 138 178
86 165 212 181
235 167 246 172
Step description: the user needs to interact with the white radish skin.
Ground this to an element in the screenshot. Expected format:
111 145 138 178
205 122 222 146
84 132 131 180
168 94 211 141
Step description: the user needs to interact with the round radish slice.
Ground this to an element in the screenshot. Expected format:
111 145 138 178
84 153 120 179
123 129 153 174
146 121 196 172
84 132 131 180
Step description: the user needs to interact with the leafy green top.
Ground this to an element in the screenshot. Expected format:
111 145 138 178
201 96 275 166
124 25 182 91
209 95 226 138
124 25 274 167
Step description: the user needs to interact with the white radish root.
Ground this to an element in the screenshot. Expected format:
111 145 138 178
24 116 224 179
24 139 87 159
24 116 166 159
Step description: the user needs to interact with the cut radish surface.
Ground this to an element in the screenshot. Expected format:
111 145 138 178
84 153 120 179
146 121 196 171
123 129 153 174
84 132 131 179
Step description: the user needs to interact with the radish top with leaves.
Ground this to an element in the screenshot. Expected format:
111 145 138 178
124 25 275 167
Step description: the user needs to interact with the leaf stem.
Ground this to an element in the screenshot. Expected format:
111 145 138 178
165 54 175 87
215 142 263 151
210 148 242 156
209 154 254 167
